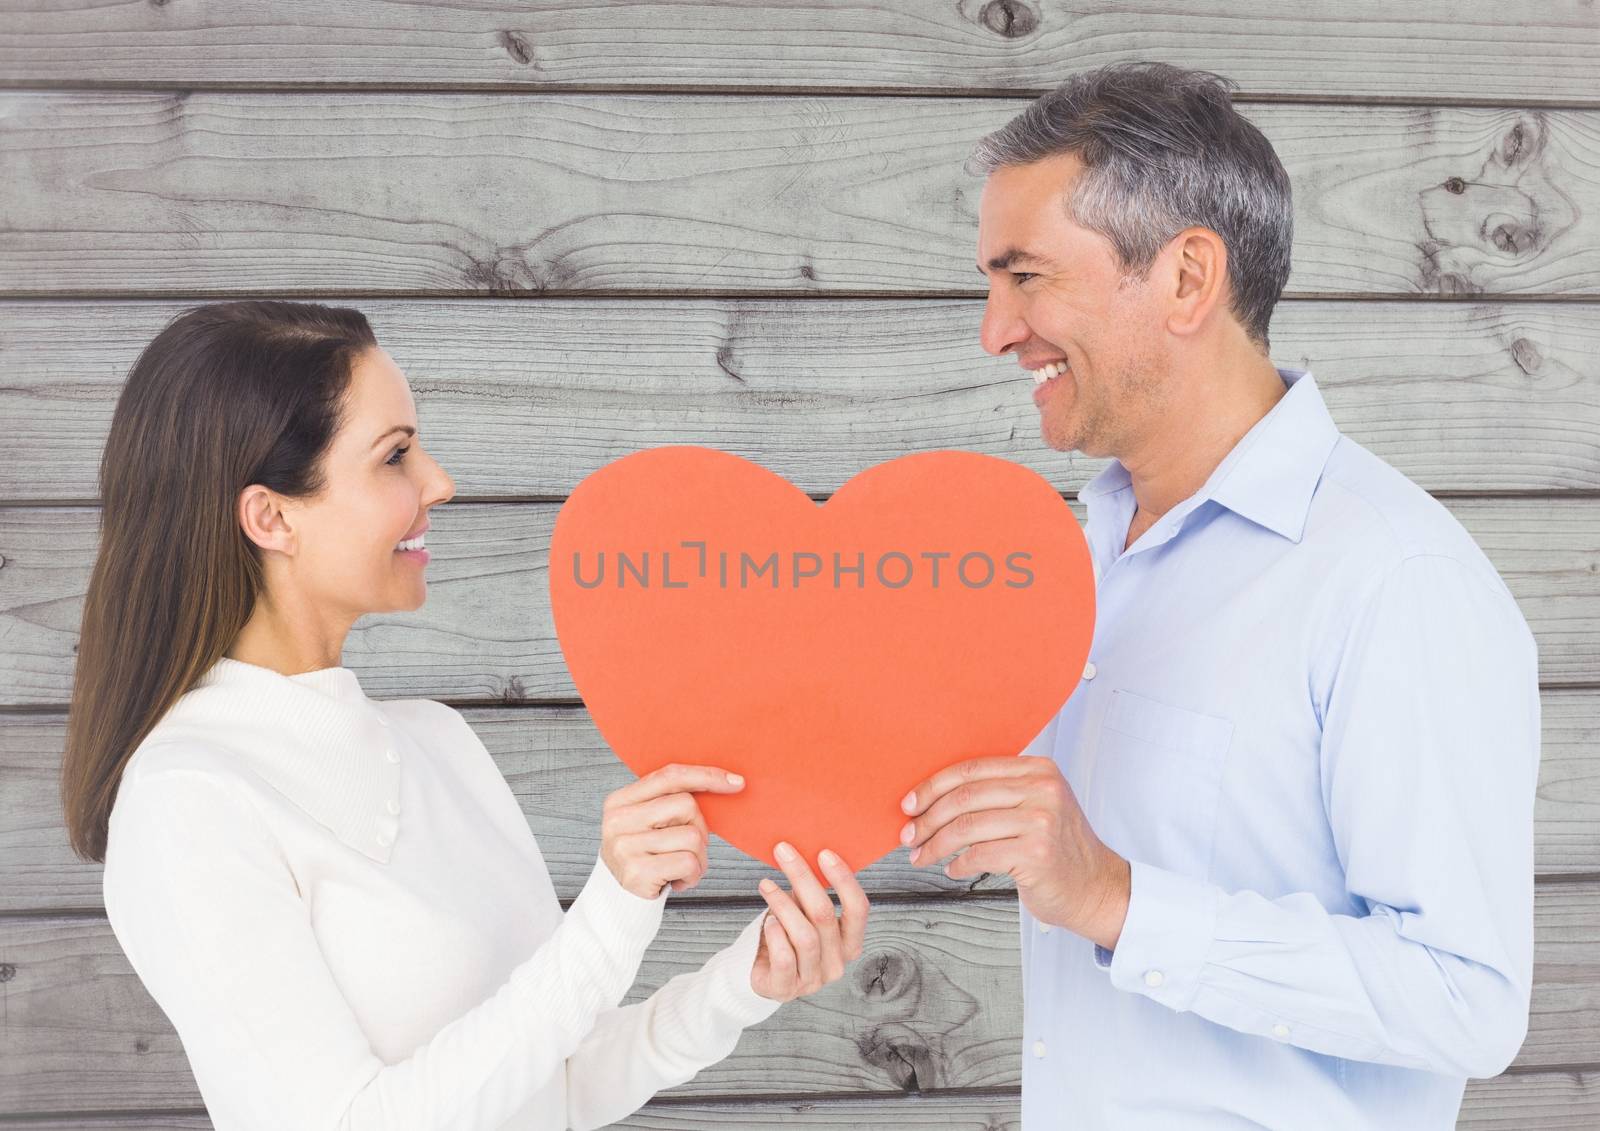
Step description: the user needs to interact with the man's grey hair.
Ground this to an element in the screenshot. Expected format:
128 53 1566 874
967 61 1293 352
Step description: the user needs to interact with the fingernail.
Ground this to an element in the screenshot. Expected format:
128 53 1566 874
775 841 797 861
901 791 916 814
909 847 921 865
820 848 840 868
759 878 777 893
899 821 915 846
726 772 744 787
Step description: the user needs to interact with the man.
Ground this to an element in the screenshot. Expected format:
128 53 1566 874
900 61 1540 1128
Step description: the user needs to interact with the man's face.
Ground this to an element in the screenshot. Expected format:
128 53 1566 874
976 151 1169 459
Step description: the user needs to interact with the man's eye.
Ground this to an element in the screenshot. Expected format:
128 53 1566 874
1013 272 1036 283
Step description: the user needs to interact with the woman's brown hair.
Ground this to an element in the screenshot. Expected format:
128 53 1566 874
61 300 377 862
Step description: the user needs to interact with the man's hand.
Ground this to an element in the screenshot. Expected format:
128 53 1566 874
900 755 1131 950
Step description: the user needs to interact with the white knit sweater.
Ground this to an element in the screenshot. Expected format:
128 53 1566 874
101 655 781 1130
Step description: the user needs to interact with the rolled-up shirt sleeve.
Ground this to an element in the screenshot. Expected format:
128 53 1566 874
1095 552 1541 1078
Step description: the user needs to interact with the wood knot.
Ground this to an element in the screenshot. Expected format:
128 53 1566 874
977 0 1040 38
855 1026 938 1091
0 963 15 983
497 675 528 704
1443 177 1467 194
714 344 745 384
134 1037 152 1054
1509 337 1543 375
855 949 922 1002
1488 220 1541 255
798 263 816 281
499 30 534 66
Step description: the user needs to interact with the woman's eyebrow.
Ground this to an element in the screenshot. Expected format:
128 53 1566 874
370 425 417 450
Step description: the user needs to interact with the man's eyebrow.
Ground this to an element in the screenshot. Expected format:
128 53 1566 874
371 425 416 450
977 249 1050 276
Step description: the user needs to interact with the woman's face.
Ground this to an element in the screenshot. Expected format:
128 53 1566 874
274 346 456 619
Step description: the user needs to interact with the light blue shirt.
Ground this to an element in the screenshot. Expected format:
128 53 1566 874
1019 367 1541 1129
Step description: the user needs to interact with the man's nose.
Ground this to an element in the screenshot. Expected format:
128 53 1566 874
979 286 1027 357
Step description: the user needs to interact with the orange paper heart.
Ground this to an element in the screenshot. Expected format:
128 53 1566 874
549 446 1095 873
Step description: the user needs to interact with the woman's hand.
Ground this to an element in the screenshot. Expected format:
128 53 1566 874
751 842 870 1002
600 763 746 899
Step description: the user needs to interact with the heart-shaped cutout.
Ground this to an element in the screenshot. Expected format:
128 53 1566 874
549 446 1095 873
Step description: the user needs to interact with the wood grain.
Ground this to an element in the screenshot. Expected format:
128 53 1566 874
4 685 1599 914
1 889 1595 1114
2 1073 1596 1129
0 1 1595 105
2 299 1596 502
1 95 1592 297
3 497 1595 708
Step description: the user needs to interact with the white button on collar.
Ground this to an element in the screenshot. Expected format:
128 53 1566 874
1272 1023 1291 1040
1143 970 1165 988
384 748 400 764
1082 661 1097 681
385 798 400 815
1036 920 1051 934
376 830 393 848
1032 1039 1047 1058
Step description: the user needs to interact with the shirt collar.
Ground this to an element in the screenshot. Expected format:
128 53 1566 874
1077 367 1341 545
157 656 402 863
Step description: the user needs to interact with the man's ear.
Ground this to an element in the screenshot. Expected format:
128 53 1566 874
1165 227 1229 339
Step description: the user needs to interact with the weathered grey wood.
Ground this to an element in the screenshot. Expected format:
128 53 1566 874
2 298 1596 501
2 887 1595 1114
1460 1071 1600 1129
3 1072 1597 1129
2 498 1594 709
5 685 1599 914
0 1 1595 105
0 95 1591 297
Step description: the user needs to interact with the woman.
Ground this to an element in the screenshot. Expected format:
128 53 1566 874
59 300 871 1129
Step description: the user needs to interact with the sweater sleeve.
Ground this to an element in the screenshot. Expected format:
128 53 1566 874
563 908 784 1130
101 762 666 1131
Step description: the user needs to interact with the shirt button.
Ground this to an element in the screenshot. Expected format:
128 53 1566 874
385 748 400 764
376 830 393 847
1272 1023 1291 1040
1082 661 1097 681
1143 970 1165 988
1036 920 1052 934
1032 1039 1047 1058
385 798 401 815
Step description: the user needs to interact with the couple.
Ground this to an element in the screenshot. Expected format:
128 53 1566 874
60 61 1539 1130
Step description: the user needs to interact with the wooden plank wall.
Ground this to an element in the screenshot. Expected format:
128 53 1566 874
2 2 1598 1126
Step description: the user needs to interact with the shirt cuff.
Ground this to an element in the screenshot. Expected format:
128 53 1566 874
1099 860 1220 1012
566 855 669 949
695 909 785 1028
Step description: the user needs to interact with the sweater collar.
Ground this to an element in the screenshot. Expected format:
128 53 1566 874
162 656 402 864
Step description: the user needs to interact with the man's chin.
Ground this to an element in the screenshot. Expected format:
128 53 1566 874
1039 420 1088 455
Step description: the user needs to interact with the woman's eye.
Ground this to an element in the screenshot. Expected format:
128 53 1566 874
386 445 410 466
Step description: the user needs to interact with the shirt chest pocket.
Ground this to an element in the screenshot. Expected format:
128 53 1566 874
1087 687 1234 876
